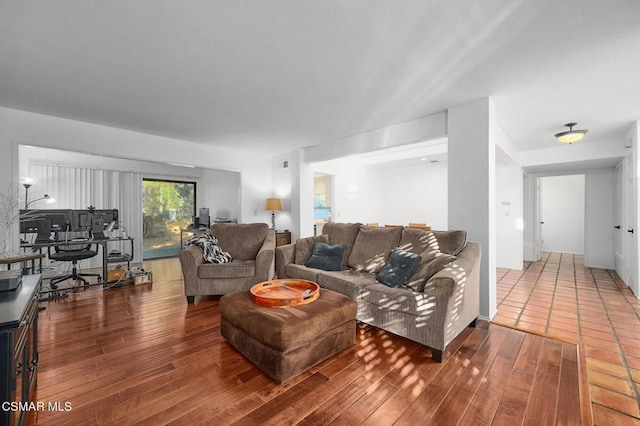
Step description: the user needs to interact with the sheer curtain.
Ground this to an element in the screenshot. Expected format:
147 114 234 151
29 164 143 269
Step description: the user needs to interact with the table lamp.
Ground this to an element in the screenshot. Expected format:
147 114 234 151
265 198 282 230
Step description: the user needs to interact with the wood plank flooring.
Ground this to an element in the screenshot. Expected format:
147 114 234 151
494 252 640 425
28 258 588 425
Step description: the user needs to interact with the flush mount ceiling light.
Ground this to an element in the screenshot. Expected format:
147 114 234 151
555 122 588 144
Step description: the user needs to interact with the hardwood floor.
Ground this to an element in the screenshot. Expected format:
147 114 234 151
494 252 640 425
28 257 588 425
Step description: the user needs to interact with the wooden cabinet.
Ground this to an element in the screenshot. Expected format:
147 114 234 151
0 275 40 426
275 231 291 247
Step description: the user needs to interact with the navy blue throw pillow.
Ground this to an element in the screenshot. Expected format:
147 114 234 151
376 249 422 288
306 242 346 271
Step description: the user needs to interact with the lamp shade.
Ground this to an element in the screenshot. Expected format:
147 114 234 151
555 122 588 144
265 198 282 211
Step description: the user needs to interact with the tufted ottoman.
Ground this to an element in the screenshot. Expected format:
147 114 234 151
219 288 357 384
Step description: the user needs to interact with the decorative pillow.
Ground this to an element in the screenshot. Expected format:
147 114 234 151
321 222 362 266
305 243 347 271
376 249 422 288
347 225 403 273
406 252 457 292
185 233 233 264
294 235 329 265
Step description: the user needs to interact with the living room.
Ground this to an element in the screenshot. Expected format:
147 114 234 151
1 1 640 424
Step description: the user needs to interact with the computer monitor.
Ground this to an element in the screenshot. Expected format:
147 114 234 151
71 209 119 238
20 209 72 234
40 209 72 231
19 216 52 243
71 210 93 232
92 209 119 228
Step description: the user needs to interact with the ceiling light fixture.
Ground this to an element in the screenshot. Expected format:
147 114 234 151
555 122 588 144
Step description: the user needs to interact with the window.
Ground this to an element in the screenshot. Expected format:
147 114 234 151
142 179 195 259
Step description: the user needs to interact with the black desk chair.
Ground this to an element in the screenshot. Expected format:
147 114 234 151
48 232 100 289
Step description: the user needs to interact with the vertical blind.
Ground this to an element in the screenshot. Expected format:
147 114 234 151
29 164 144 269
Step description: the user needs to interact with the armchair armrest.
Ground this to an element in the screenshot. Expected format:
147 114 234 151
255 230 276 280
275 243 295 278
179 245 205 274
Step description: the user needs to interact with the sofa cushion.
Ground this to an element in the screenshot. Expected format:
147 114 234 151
316 270 378 300
398 227 439 254
284 264 321 282
306 243 346 271
406 253 457 292
321 222 362 267
294 235 329 265
376 249 422 288
398 228 467 256
361 283 439 316
198 260 255 279
429 230 468 255
347 225 402 273
211 223 269 260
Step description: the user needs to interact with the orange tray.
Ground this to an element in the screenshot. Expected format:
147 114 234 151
250 279 320 307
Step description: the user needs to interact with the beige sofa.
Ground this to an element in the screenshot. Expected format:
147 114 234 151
275 223 480 361
179 223 275 303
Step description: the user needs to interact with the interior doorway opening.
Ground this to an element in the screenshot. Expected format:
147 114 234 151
313 173 333 236
537 174 586 257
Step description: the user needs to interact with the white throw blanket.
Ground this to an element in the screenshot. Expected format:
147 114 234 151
184 233 233 264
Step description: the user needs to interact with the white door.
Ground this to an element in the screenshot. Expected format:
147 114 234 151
625 154 638 296
535 178 543 261
614 161 625 278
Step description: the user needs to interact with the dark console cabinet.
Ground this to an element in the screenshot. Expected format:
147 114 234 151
275 231 291 247
0 275 40 426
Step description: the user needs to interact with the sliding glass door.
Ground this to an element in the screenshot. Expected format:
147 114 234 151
142 179 196 259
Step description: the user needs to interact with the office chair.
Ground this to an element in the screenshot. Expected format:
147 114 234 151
47 231 100 289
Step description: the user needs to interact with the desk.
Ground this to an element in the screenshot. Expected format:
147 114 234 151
21 237 134 286
0 253 46 274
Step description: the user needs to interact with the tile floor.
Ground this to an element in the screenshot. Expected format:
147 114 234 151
493 252 640 425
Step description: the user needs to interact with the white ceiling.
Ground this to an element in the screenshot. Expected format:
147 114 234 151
1 0 639 156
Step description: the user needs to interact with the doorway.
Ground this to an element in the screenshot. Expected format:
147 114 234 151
142 179 196 259
313 173 333 235
537 174 586 257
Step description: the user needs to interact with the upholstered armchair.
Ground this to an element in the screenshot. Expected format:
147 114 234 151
179 223 275 303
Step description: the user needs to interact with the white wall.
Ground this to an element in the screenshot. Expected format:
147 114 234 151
495 127 524 270
270 153 293 233
496 160 524 269
627 121 639 297
305 112 447 163
311 158 377 225
448 97 496 320
540 175 585 254
20 145 241 221
521 138 627 169
200 168 240 221
0 106 272 252
368 161 448 229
